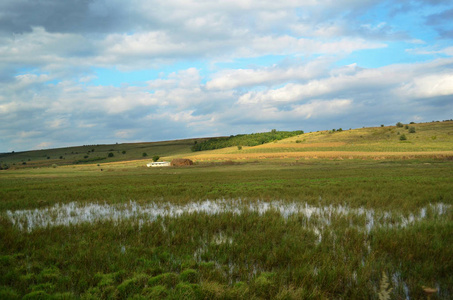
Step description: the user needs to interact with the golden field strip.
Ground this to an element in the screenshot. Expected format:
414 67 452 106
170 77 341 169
185 151 453 162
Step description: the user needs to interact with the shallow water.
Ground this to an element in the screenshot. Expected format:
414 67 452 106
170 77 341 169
4 199 450 233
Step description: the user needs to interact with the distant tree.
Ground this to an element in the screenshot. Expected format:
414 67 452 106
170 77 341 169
108 152 114 158
59 156 63 159
409 127 416 133
152 155 160 162
405 125 409 129
122 150 126 154
271 129 277 133
400 134 407 141
396 122 403 127
381 124 384 127
142 152 148 157
237 145 242 150
337 128 343 132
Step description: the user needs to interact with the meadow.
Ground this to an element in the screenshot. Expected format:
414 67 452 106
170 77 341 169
1 121 452 299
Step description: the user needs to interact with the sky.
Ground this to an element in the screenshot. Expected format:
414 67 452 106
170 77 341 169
1 0 453 152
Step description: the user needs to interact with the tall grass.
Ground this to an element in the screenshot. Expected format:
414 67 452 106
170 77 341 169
1 160 452 299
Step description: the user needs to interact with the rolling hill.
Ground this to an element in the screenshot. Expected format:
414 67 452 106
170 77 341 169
1 120 452 169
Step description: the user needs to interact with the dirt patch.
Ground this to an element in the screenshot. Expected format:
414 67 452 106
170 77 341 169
171 158 194 166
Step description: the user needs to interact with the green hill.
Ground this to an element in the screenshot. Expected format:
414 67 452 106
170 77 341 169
1 120 452 169
0 138 205 169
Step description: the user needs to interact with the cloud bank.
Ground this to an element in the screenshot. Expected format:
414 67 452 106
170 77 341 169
0 0 452 151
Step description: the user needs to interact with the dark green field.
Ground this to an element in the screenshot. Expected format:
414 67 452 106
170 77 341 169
1 159 452 299
1 121 452 299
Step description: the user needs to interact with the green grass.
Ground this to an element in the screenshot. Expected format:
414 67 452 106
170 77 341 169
276 120 453 152
1 159 452 299
0 138 202 169
2 121 452 170
0 121 452 298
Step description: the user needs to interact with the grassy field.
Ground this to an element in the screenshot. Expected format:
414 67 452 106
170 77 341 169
0 138 203 169
1 121 452 299
183 121 453 162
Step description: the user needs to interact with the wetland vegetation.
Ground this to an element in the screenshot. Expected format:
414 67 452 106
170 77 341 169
1 121 452 299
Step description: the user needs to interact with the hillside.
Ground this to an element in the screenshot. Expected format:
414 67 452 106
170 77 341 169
1 121 452 169
183 120 453 162
0 138 205 169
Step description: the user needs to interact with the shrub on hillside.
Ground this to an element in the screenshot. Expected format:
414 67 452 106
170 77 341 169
409 127 416 133
396 122 404 127
191 130 303 152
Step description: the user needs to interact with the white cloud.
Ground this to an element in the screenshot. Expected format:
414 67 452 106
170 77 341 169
396 74 453 99
206 59 331 90
1 0 453 151
114 129 137 139
35 142 53 149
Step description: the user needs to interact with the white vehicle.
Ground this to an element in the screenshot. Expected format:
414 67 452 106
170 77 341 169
146 161 171 167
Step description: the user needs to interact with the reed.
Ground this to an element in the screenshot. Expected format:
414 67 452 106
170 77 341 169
1 159 452 299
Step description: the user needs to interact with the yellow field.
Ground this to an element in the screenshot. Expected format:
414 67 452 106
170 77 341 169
185 151 453 162
254 142 347 148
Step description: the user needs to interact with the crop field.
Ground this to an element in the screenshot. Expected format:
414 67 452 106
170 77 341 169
1 121 452 299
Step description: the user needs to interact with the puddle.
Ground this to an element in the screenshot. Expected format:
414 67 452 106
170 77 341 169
4 199 450 233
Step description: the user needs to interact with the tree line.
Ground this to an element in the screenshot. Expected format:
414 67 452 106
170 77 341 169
191 130 304 152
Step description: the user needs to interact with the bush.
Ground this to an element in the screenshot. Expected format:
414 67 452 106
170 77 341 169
409 127 416 133
396 122 403 127
237 145 242 150
400 134 407 141
180 269 199 284
143 285 168 299
0 286 19 299
152 155 160 162
191 130 303 151
149 272 179 288
142 153 148 157
108 153 114 158
22 290 51 300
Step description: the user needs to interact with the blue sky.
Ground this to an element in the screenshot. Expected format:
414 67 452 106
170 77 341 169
0 0 452 152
